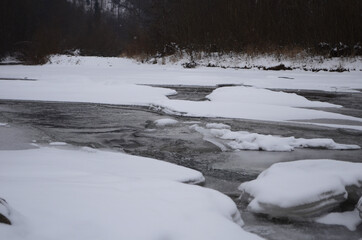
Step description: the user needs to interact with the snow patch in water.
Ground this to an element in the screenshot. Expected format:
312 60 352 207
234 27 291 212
207 86 341 108
154 118 179 127
239 160 362 218
190 124 360 151
206 123 231 129
49 142 67 146
315 210 362 231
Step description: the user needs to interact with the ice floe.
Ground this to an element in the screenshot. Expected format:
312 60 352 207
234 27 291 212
190 124 360 151
239 160 362 219
315 210 362 231
49 142 67 146
206 123 231 129
154 118 179 127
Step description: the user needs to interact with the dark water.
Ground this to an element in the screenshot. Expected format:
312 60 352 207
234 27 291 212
0 86 361 240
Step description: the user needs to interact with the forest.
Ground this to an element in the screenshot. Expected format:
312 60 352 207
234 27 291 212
1 0 361 63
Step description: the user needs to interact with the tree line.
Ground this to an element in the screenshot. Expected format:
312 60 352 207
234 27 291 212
0 0 128 63
1 0 361 63
134 0 362 56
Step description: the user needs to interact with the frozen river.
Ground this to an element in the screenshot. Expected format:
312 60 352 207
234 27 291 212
0 86 361 240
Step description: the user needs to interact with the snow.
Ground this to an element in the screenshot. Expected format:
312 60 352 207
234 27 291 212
190 124 360 151
0 81 175 106
0 123 8 127
0 55 361 129
48 142 67 146
162 99 362 124
154 118 179 127
5 55 362 92
1 55 360 238
358 197 362 218
206 86 340 108
0 56 21 64
239 160 362 218
206 123 231 129
315 210 362 231
0 146 264 240
0 147 204 184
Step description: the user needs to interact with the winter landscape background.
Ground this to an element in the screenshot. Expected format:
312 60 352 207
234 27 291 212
0 1 361 240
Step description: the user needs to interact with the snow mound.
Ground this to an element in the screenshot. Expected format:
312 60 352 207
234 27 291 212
154 118 179 127
315 210 362 231
190 124 360 151
206 123 231 129
207 86 341 108
0 147 264 240
0 147 204 184
239 160 362 219
49 142 67 146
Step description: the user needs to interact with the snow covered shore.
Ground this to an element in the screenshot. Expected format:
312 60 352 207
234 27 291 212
145 52 362 72
0 146 264 240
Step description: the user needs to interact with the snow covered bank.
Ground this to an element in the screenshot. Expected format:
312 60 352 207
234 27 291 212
48 141 67 146
190 124 360 151
0 81 176 106
0 147 204 184
1 55 361 92
0 147 264 240
147 52 362 72
239 160 362 219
